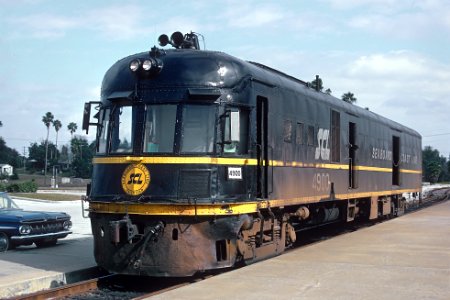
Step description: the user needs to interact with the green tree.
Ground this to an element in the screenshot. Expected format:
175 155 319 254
342 92 357 104
325 88 332 95
59 145 70 166
0 137 21 168
438 155 449 182
28 141 58 172
53 119 62 161
67 122 77 138
309 76 323 91
422 146 443 183
42 112 54 178
70 137 94 178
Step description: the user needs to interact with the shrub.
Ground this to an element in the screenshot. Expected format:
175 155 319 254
5 181 38 193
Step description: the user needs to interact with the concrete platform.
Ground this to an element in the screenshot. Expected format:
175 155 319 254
0 237 96 298
148 200 450 300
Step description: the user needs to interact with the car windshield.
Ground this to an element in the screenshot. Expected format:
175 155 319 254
0 193 19 210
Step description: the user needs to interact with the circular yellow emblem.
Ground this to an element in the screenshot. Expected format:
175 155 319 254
121 164 151 196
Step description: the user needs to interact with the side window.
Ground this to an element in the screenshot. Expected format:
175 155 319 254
283 120 293 143
307 125 315 146
223 107 249 155
110 106 133 153
97 108 110 154
296 122 304 145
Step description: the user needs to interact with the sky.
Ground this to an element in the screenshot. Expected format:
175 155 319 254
0 0 449 157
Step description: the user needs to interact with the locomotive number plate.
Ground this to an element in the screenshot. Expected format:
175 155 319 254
227 167 242 180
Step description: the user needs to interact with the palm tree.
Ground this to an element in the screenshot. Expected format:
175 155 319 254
53 120 62 160
67 122 77 164
342 92 357 104
309 75 323 92
42 112 54 181
67 122 78 138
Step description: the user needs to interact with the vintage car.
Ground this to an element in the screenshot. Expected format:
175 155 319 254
0 192 72 251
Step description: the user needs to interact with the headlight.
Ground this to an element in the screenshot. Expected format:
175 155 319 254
129 59 141 72
19 225 32 235
63 220 72 230
142 59 154 71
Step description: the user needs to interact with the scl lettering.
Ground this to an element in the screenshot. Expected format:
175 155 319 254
127 173 143 184
315 128 330 160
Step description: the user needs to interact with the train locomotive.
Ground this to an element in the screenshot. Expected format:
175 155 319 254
82 32 422 277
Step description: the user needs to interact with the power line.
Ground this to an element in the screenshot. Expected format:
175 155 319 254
423 133 450 138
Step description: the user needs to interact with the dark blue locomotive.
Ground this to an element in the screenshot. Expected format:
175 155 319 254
83 32 422 276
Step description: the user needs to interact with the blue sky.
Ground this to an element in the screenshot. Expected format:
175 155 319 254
1 0 449 157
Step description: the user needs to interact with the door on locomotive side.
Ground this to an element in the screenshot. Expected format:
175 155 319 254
392 135 400 186
221 105 251 199
256 96 269 199
348 121 358 189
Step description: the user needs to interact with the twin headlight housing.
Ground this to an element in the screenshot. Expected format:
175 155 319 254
63 220 72 231
19 225 32 235
129 58 163 75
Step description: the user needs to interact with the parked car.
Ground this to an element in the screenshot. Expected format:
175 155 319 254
0 192 72 251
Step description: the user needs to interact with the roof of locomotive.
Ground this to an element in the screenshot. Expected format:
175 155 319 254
101 48 420 138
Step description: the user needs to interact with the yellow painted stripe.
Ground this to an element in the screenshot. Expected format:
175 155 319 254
354 166 391 172
92 156 421 175
400 169 422 174
89 202 259 216
93 156 258 166
89 188 421 216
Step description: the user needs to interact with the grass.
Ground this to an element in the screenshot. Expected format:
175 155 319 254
10 193 81 201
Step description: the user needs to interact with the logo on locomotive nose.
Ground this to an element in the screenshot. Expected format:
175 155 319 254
121 164 151 196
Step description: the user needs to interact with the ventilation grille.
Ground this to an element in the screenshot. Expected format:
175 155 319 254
179 170 211 199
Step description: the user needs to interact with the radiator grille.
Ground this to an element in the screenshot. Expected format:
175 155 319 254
179 170 211 199
30 221 65 234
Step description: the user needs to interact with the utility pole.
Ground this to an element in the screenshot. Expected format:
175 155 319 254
23 147 26 170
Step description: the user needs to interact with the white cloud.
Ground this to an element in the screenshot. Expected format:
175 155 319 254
86 5 152 40
348 51 429 78
7 4 152 40
324 0 419 12
224 4 284 29
9 13 79 39
326 51 450 154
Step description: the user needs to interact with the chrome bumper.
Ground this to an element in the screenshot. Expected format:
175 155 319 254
11 230 72 241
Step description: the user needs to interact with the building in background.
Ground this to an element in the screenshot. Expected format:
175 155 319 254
0 164 13 176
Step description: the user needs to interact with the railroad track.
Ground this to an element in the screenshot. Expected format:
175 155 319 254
9 274 114 300
8 272 216 300
10 188 450 300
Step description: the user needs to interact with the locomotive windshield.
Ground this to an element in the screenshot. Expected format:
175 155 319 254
143 105 177 153
96 103 218 155
180 105 216 153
